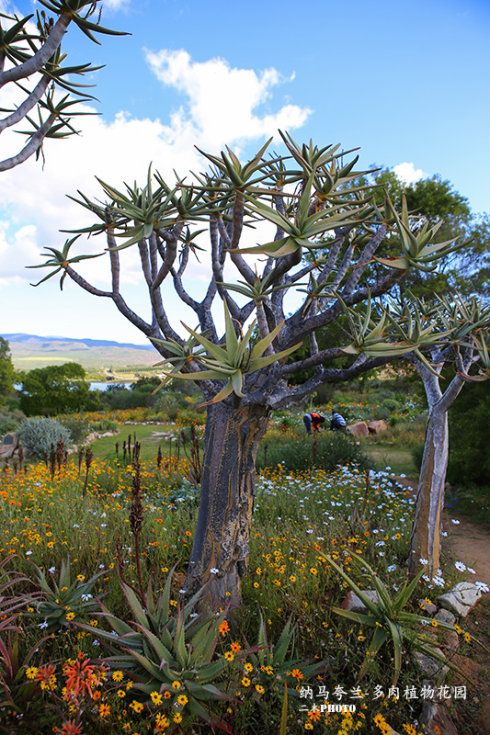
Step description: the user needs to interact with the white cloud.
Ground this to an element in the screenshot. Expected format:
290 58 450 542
0 222 39 286
0 49 310 287
103 0 131 8
0 46 310 340
145 49 311 150
392 162 427 185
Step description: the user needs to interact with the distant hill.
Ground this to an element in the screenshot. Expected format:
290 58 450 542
3 333 159 371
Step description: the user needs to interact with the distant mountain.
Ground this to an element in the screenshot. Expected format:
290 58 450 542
3 333 159 371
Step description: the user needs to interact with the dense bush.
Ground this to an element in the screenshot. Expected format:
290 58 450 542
90 418 118 432
18 417 72 457
156 391 185 419
58 416 89 444
411 443 425 473
447 381 490 486
256 429 371 472
0 408 25 436
377 398 401 418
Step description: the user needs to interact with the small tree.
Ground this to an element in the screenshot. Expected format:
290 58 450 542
0 336 15 399
0 0 124 172
19 361 98 415
32 133 472 607
345 292 489 576
406 296 489 575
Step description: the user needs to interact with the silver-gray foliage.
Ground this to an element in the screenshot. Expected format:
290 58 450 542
18 416 71 457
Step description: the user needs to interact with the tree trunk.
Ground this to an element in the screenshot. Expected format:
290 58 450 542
185 401 270 609
408 361 465 578
408 406 448 577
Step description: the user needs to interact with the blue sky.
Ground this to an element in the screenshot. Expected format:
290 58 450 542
0 0 489 345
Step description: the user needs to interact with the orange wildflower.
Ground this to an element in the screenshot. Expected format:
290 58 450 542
218 620 230 636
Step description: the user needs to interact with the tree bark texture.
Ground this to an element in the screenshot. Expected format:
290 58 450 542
185 401 270 608
408 407 448 577
408 361 466 577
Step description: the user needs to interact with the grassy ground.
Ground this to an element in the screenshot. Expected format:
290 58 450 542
446 483 490 526
360 442 418 478
89 422 177 462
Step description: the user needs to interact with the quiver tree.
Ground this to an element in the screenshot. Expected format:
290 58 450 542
32 132 467 607
344 291 489 578
405 296 489 576
0 0 125 172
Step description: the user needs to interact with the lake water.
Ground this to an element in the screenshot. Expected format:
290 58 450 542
14 382 131 392
89 382 130 392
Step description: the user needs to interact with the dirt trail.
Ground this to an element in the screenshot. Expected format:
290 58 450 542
394 476 490 585
395 478 490 733
442 511 490 585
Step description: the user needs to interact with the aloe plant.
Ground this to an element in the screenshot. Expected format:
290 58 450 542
154 301 302 404
0 558 46 719
33 558 104 632
326 553 459 686
244 613 324 687
373 194 461 271
82 571 232 727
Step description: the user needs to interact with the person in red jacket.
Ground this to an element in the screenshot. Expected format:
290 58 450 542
303 412 325 435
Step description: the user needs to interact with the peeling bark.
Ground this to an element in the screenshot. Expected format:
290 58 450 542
408 408 448 576
185 401 270 609
408 360 466 577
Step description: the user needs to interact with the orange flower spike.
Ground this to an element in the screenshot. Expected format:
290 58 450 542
64 658 102 699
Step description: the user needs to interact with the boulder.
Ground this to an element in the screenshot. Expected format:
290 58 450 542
420 700 458 735
434 609 459 653
367 420 388 434
341 589 379 612
434 609 456 625
346 421 369 438
418 598 438 615
438 582 482 618
0 433 19 459
412 648 448 678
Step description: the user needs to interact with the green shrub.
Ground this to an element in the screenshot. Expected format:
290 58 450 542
375 398 401 419
157 393 182 420
447 381 490 486
0 408 25 436
256 430 371 472
178 407 206 424
411 443 425 472
90 418 118 432
18 417 72 457
58 416 90 443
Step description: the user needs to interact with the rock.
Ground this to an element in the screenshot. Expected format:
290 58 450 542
435 609 456 625
438 582 482 618
367 420 388 434
412 648 448 678
0 433 18 459
420 700 458 735
346 421 369 438
434 608 459 652
341 589 379 612
418 598 438 615
442 629 460 654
